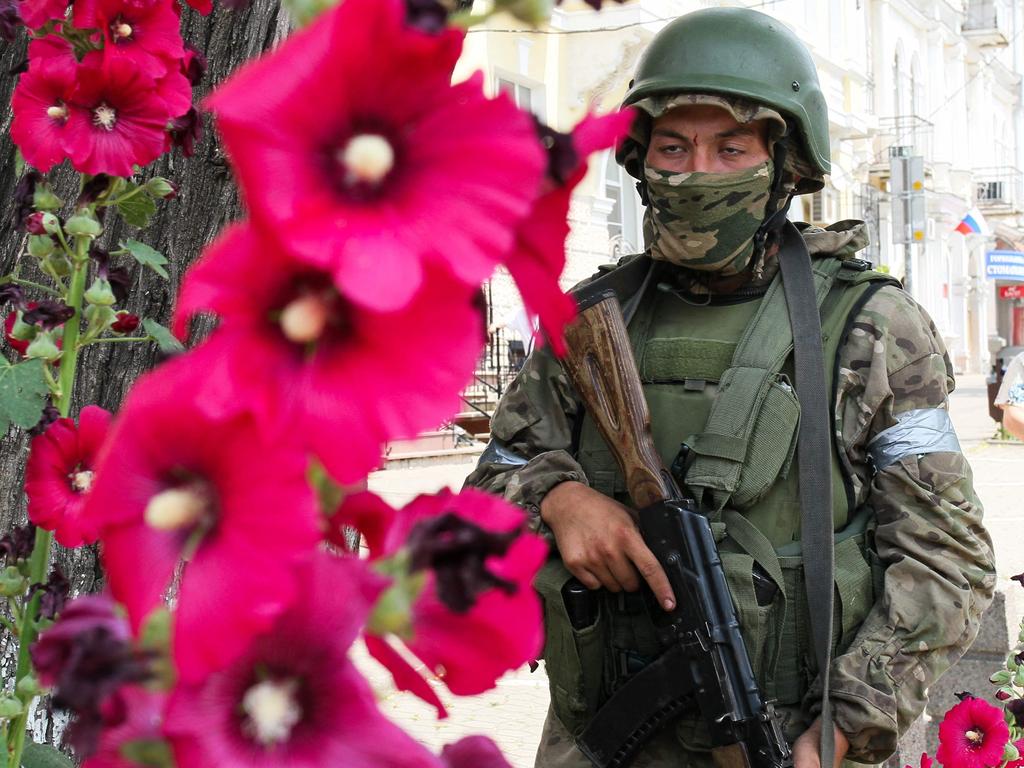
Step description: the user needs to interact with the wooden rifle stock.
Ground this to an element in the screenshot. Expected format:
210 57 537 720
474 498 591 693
560 288 679 510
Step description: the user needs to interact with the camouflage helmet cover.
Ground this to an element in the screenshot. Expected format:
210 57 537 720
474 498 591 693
617 7 830 195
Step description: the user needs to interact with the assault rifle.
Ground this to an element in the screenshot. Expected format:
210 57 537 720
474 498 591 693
558 286 793 768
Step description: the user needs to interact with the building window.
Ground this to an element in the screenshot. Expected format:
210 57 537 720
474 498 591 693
496 76 545 121
603 151 643 256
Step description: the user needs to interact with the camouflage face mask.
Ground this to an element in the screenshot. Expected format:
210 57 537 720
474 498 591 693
643 160 774 275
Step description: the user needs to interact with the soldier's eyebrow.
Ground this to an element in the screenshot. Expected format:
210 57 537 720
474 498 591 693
715 126 758 139
650 128 692 143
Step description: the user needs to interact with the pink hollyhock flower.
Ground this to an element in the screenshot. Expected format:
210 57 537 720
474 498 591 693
441 735 513 768
335 488 547 715
28 34 78 77
62 52 170 176
163 552 443 768
906 753 933 768
936 696 1010 768
171 222 484 484
84 358 321 682
25 404 111 547
205 0 545 312
179 0 210 15
17 0 65 29
82 685 167 768
508 110 636 355
74 0 185 79
10 59 76 171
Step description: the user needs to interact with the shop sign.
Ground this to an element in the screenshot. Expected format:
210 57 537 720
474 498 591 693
985 250 1024 281
999 285 1024 300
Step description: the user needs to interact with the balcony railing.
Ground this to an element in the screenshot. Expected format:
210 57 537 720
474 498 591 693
873 115 934 167
963 0 1011 46
974 166 1024 214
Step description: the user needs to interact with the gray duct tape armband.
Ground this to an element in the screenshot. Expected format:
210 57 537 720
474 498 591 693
867 408 962 471
477 439 530 468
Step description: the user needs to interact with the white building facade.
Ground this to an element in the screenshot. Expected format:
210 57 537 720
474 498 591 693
458 0 1024 377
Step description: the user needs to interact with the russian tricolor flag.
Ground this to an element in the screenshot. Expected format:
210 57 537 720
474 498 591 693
955 208 990 236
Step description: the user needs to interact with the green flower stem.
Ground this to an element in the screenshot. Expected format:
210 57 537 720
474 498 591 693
102 184 145 207
82 335 151 346
41 365 59 399
0 615 17 636
50 226 75 263
7 236 90 767
2 278 61 298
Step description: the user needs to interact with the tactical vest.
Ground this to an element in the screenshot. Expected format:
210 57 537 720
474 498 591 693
536 249 898 751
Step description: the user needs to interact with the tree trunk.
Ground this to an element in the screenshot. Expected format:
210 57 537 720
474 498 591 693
0 0 290 744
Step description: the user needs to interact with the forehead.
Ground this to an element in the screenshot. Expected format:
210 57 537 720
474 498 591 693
652 104 764 136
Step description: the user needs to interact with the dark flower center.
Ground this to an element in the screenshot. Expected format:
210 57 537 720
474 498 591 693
406 513 520 614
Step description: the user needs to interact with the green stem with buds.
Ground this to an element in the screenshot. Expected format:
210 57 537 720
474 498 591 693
7 235 91 767
1 278 61 299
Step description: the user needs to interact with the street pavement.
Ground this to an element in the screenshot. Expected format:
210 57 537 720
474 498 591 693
358 374 1023 768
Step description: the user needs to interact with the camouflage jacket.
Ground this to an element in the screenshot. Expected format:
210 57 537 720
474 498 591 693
464 222 996 763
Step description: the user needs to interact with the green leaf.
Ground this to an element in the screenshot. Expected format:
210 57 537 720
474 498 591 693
122 240 169 279
142 319 185 354
0 358 49 436
14 150 25 178
20 742 74 768
115 187 157 228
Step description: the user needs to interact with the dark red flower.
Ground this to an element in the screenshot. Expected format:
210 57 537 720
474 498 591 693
74 0 185 79
181 41 205 85
23 299 74 328
1011 572 1024 587
337 489 546 713
0 0 21 41
12 170 42 228
163 553 443 768
166 106 201 156
28 566 70 620
25 405 111 547
110 311 140 334
84 358 321 683
11 58 77 172
62 52 170 177
172 221 485 484
81 685 167 767
505 110 635 355
205 0 544 312
30 594 153 757
936 696 1009 768
0 524 36 563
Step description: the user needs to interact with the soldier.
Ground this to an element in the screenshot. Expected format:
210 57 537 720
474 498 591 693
465 8 996 768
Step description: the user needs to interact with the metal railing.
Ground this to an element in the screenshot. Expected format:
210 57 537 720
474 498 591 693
974 166 1024 213
963 0 1010 40
876 115 935 162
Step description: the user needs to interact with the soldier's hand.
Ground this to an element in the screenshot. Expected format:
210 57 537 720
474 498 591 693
792 717 849 768
540 481 676 611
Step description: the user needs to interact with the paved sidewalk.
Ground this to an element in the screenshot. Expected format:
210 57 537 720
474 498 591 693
360 373 1022 768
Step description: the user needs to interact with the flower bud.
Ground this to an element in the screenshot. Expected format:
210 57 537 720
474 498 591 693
33 183 62 212
15 674 41 699
10 312 37 342
997 689 1012 700
64 213 102 239
83 304 116 340
0 695 24 720
145 177 178 199
28 235 56 259
25 330 61 362
84 277 116 307
41 254 72 278
111 311 141 334
0 565 28 597
25 212 47 235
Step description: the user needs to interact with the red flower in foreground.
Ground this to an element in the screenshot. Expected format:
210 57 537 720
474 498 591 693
441 735 514 768
11 59 77 171
16 0 65 29
936 696 1010 768
164 553 442 768
205 0 544 312
336 489 546 715
28 34 78 77
172 222 484 484
62 53 171 176
82 685 167 768
84 359 321 682
25 405 111 547
507 110 636 355
74 0 185 78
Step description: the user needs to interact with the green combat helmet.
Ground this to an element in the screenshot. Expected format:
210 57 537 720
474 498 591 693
617 7 829 195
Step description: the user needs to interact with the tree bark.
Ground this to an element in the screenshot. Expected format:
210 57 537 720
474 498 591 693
0 0 290 744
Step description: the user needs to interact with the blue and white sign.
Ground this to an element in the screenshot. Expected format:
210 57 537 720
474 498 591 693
985 250 1024 281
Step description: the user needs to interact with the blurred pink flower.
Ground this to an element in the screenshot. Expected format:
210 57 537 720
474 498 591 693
936 696 1009 768
25 404 111 547
172 222 484 484
17 0 65 29
28 34 78 76
441 735 514 768
205 0 544 312
74 0 185 79
84 360 321 682
163 553 442 768
508 110 636 355
82 686 168 768
337 489 546 713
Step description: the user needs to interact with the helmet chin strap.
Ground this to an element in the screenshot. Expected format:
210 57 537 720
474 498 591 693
752 130 794 260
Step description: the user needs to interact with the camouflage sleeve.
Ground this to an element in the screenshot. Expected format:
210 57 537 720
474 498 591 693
826 286 997 763
462 344 588 536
